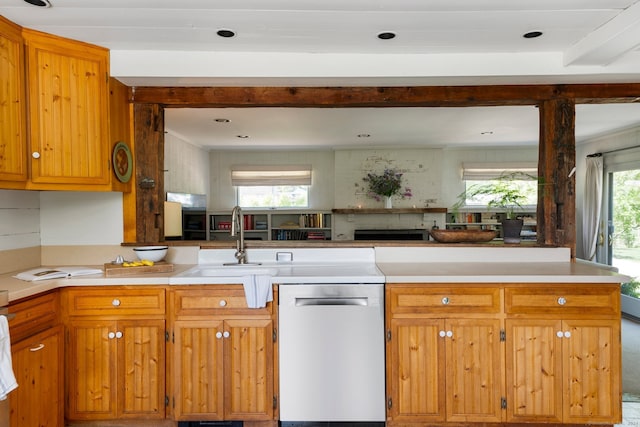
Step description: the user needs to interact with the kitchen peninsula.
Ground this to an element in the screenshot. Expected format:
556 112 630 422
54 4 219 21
0 245 628 427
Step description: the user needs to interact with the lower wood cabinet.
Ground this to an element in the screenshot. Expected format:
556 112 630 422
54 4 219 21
505 285 621 424
62 287 166 421
386 285 503 424
386 283 622 426
8 291 63 427
169 286 277 422
10 325 64 427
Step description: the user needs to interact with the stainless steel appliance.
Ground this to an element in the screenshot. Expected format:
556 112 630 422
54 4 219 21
279 283 385 425
0 290 10 427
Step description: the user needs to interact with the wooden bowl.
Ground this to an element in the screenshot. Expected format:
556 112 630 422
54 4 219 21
430 229 497 243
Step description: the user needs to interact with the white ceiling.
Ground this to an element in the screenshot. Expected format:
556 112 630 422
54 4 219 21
3 0 640 150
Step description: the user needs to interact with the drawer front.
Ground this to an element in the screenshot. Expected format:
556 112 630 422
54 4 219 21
388 285 501 314
65 287 165 316
173 288 272 317
505 285 620 316
9 291 59 342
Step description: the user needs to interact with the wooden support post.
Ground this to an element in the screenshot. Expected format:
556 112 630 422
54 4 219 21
538 98 576 257
133 103 165 243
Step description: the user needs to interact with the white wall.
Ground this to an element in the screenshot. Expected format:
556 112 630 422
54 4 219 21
39 192 123 245
0 190 40 250
164 131 210 196
209 150 334 210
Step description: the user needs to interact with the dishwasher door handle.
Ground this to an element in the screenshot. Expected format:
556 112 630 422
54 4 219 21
295 297 368 306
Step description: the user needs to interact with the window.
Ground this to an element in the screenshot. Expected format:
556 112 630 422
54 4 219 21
463 179 537 207
231 165 311 209
237 185 309 208
461 162 538 208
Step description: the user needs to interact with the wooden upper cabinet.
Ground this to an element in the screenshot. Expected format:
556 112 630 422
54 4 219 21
23 28 111 188
0 16 28 185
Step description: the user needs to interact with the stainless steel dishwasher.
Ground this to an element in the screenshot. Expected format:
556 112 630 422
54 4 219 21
279 283 385 426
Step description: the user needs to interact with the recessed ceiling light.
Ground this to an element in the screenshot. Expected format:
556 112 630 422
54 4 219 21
480 131 494 135
523 31 543 39
357 134 371 138
377 32 396 40
217 29 236 38
23 0 51 7
214 118 230 123
236 135 249 139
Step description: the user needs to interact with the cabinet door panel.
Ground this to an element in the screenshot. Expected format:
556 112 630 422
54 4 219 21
563 319 621 424
10 325 63 427
173 320 224 420
67 320 117 419
24 30 109 186
388 318 445 422
445 319 503 422
0 17 27 184
119 319 165 418
224 319 274 420
505 319 563 423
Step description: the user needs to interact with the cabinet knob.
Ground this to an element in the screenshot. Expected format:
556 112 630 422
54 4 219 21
564 331 571 338
219 299 227 307
32 152 40 159
439 330 446 338
446 330 453 338
115 331 123 339
557 297 567 305
556 331 564 338
441 297 450 305
108 332 116 339
216 332 223 339
223 331 230 338
112 298 121 307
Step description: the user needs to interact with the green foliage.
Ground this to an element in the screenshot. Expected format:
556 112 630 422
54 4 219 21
621 279 640 298
612 170 640 248
361 168 412 200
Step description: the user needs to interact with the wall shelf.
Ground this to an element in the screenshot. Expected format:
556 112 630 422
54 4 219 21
332 208 447 214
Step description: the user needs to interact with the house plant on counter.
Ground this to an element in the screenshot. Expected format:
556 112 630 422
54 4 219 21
453 172 537 244
361 168 412 208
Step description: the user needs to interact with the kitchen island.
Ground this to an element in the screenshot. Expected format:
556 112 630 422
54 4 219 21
0 246 629 427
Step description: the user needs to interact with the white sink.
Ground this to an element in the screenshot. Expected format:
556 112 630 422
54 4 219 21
171 265 279 284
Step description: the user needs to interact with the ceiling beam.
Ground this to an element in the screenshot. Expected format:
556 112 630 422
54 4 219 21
565 1 640 66
130 84 640 108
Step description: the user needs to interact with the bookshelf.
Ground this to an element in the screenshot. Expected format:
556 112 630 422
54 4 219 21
209 211 332 241
445 209 537 241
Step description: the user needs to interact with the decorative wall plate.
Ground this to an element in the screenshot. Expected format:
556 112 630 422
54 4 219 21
112 141 133 183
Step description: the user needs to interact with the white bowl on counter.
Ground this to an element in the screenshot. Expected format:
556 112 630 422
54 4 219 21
133 245 168 262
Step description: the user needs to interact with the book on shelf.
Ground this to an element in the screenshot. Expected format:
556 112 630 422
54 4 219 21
14 266 103 282
298 213 325 228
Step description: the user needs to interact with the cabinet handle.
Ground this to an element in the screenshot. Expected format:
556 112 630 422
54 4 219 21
557 297 567 305
108 332 116 339
446 330 453 338
223 331 230 338
32 152 40 159
115 331 123 339
112 298 121 307
556 331 564 338
564 331 571 338
29 343 45 352
219 299 227 307
216 332 223 339
439 330 446 338
441 297 450 305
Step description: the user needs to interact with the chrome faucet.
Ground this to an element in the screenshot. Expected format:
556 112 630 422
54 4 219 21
230 205 247 264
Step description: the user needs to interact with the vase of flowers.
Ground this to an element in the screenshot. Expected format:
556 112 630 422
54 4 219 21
362 168 412 207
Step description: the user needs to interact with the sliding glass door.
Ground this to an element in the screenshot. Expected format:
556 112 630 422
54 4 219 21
608 168 640 318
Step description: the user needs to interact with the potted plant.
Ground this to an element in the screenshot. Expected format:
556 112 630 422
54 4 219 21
453 172 536 243
361 168 412 208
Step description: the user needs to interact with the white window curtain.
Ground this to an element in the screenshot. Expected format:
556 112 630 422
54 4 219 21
461 162 537 180
230 165 312 186
582 155 603 261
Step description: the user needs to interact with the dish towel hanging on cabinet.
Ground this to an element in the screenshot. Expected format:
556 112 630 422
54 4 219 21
0 315 17 400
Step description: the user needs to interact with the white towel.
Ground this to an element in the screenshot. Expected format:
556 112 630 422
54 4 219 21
242 275 273 308
0 315 17 400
